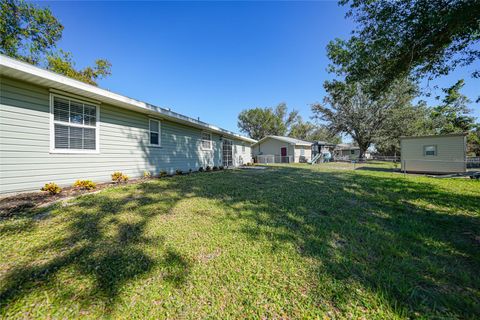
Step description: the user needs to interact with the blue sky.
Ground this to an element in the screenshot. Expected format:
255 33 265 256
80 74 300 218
38 1 479 135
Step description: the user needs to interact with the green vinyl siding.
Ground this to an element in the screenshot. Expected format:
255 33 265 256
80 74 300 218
0 76 249 194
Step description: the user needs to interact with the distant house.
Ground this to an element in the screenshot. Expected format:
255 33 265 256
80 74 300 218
0 55 255 194
252 136 312 163
333 143 371 160
400 133 467 174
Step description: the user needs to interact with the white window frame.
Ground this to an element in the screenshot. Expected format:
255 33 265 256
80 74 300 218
49 93 100 154
424 145 437 156
149 119 161 147
201 131 212 150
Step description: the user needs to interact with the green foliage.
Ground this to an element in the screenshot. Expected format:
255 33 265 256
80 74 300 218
206 166 211 172
212 166 218 171
329 0 480 95
111 172 129 183
41 182 61 195
175 169 183 175
288 117 316 140
429 80 476 134
218 166 224 170
143 171 151 179
467 125 480 156
159 170 168 177
198 167 204 172
0 0 62 64
374 102 431 155
312 79 417 157
237 103 299 140
73 180 96 191
46 50 111 86
0 0 112 86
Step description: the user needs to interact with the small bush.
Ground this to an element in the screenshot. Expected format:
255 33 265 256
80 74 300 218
213 166 218 171
176 169 183 175
41 182 62 195
143 170 151 178
159 170 168 177
206 166 212 172
219 166 224 170
198 167 204 172
189 169 192 174
111 171 129 183
73 180 96 190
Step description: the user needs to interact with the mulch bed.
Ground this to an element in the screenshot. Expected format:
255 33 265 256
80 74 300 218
0 169 229 218
0 179 144 218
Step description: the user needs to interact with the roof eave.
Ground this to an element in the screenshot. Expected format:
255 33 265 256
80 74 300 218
0 55 256 144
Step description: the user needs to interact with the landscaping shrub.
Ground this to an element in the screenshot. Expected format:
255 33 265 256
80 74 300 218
189 169 192 174
176 169 183 175
198 167 204 172
73 180 96 190
41 182 62 195
206 166 212 172
159 170 168 177
213 166 218 171
111 171 129 183
143 170 151 178
219 166 224 170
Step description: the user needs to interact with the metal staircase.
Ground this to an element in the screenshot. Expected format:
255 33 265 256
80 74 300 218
309 153 321 165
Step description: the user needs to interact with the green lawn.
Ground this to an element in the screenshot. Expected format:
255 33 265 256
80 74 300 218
1 163 479 319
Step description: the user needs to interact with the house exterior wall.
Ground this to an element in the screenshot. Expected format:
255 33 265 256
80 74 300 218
400 135 466 173
294 145 311 162
0 76 249 194
336 149 360 160
252 138 292 158
232 140 252 166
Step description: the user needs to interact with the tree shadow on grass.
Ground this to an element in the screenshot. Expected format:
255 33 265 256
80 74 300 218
0 183 191 314
1 167 479 317
170 167 480 318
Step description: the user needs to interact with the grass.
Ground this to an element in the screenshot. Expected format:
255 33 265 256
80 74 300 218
0 162 479 319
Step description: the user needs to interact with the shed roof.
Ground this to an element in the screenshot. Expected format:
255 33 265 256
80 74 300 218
252 135 312 146
0 54 256 143
399 133 467 140
334 143 360 150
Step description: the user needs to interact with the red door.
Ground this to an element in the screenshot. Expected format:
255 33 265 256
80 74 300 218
281 147 287 163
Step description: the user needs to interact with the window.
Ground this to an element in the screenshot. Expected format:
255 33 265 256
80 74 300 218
424 145 437 156
300 147 305 156
149 119 160 146
201 132 212 150
51 95 99 152
350 149 355 155
242 143 245 152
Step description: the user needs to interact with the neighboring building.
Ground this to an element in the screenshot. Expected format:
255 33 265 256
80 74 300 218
0 55 255 194
333 143 369 160
333 143 373 161
312 140 336 156
400 133 467 174
252 136 312 163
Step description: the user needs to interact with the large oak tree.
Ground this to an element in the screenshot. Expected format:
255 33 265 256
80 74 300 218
328 0 480 95
312 79 417 158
